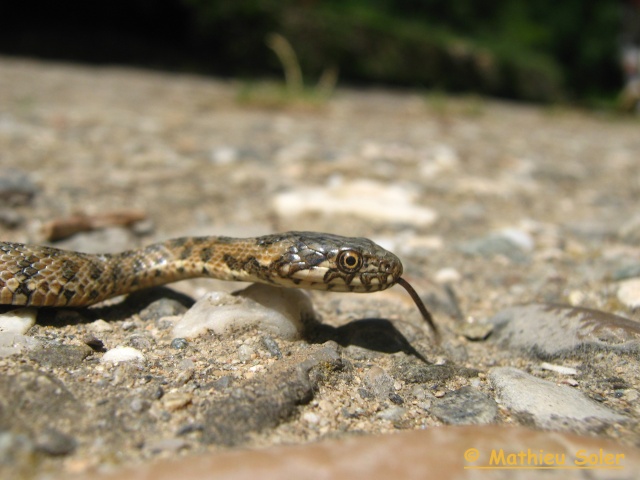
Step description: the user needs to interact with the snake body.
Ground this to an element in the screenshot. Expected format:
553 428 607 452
0 232 403 307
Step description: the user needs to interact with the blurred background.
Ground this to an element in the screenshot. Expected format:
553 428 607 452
2 0 640 109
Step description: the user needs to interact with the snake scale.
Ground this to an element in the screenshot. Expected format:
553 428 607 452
0 231 437 336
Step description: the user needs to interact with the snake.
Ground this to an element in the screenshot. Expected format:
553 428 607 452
0 231 437 336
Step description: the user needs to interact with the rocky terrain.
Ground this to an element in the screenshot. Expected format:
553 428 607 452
0 56 639 479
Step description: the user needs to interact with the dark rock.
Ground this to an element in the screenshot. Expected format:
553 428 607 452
430 386 498 425
261 335 282 358
34 428 77 456
28 344 92 368
170 338 188 350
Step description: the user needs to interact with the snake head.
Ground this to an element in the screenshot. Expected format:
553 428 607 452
269 232 404 293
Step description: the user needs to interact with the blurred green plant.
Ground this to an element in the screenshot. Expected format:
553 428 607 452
237 33 337 109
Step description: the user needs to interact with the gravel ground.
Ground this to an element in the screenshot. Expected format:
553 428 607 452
0 56 639 479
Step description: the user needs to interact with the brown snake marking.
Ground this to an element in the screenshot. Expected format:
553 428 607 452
0 231 438 337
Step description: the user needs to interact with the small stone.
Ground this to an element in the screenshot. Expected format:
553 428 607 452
489 367 627 430
210 146 239 165
171 338 188 349
376 406 406 422
302 412 320 425
455 321 493 341
617 278 640 309
540 362 578 376
238 344 255 362
0 308 37 334
363 367 395 400
0 208 24 228
101 346 146 364
612 263 640 281
126 334 154 350
261 335 282 358
139 298 188 322
457 230 532 263
145 438 188 454
29 344 92 368
0 170 37 206
0 333 41 358
212 376 233 390
430 386 498 425
388 393 404 405
130 398 151 413
162 392 193 411
35 428 77 456
434 268 462 284
87 319 113 333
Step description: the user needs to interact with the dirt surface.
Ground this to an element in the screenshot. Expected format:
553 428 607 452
0 57 639 479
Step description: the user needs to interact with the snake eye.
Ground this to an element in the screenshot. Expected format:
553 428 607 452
337 250 363 273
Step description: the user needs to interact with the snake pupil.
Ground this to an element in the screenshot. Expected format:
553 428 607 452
337 250 363 273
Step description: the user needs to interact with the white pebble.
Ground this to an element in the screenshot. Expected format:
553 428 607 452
540 362 578 376
237 344 255 362
498 228 534 251
173 284 315 340
617 278 640 309
101 346 146 364
273 179 438 226
0 333 42 358
434 267 462 284
0 308 37 334
87 319 113 332
302 412 320 425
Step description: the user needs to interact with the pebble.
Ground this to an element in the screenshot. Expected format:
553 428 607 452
145 438 189 454
616 278 640 309
430 386 498 425
261 335 282 358
272 179 438 226
139 298 189 322
28 344 92 368
0 333 41 358
488 304 640 357
0 170 38 206
173 284 315 341
489 367 627 430
162 392 193 411
457 229 533 263
540 362 578 376
0 308 37 334
101 346 146 364
433 267 462 284
612 263 640 281
34 428 77 456
237 344 255 362
87 319 113 333
376 406 406 422
362 367 395 400
170 338 188 349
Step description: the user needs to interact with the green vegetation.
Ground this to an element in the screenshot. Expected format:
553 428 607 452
0 0 626 104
